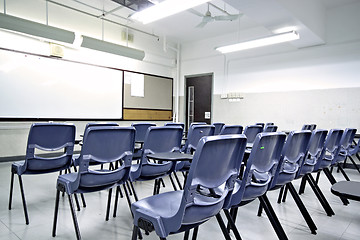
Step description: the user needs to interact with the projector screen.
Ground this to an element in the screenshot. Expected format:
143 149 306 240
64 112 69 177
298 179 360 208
0 49 123 119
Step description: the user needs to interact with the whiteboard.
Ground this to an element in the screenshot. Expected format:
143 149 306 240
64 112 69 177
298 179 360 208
0 49 123 119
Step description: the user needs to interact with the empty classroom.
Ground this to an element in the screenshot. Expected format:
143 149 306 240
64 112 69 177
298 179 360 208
0 0 360 240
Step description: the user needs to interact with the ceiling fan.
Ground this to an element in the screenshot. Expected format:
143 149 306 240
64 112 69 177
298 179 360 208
191 3 242 28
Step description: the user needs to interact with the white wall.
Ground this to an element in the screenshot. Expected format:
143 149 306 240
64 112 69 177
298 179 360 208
179 2 360 130
0 0 177 158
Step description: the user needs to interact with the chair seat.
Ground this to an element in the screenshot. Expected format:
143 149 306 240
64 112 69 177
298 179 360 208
132 190 224 227
12 158 71 175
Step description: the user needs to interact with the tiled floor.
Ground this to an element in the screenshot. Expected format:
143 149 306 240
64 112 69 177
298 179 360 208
0 161 359 240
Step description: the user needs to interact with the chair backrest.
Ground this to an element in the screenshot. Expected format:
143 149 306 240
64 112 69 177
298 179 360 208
24 123 75 173
85 122 118 129
270 130 312 189
219 125 243 135
296 129 328 177
165 122 185 130
302 124 316 131
340 128 357 152
264 125 278 132
182 125 215 153
141 126 183 163
314 129 343 170
76 126 135 189
132 123 156 142
213 122 225 135
228 132 286 207
169 135 247 233
243 125 263 145
255 123 265 129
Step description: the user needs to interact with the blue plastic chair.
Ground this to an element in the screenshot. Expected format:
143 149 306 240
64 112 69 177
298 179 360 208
336 128 357 178
213 122 225 135
165 122 185 130
131 134 247 240
346 137 360 173
219 125 243 135
73 122 119 165
129 126 183 198
243 125 263 148
224 132 287 240
264 125 278 132
302 129 348 206
302 124 317 131
52 126 135 239
132 123 156 159
265 131 316 234
8 123 75 225
182 125 215 154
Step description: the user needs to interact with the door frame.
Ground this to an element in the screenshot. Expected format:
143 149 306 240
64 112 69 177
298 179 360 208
184 72 214 130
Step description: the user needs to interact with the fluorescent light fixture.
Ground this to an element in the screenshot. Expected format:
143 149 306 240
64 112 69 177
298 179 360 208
216 30 300 54
81 36 145 61
130 0 211 24
0 13 75 44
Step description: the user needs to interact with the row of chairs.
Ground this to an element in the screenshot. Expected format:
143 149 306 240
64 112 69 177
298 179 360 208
131 125 360 240
8 122 360 240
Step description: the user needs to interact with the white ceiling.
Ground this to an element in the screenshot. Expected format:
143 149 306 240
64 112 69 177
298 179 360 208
53 0 360 45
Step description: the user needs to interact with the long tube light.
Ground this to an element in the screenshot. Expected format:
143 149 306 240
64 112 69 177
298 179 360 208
0 13 75 44
81 36 145 61
130 0 211 24
216 30 300 54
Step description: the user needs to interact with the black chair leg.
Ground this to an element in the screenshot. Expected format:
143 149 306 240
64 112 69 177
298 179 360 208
129 181 139 201
126 181 133 196
287 183 317 234
191 226 199 240
173 172 183 190
68 194 81 240
113 186 120 218
277 186 284 204
282 185 289 202
169 173 178 191
299 176 307 195
8 171 14 210
323 168 349 205
74 194 81 211
105 188 112 221
215 213 232 240
257 203 263 217
224 209 242 240
258 194 288 240
132 225 139 240
80 194 86 208
122 184 134 217
348 156 360 174
183 230 190 240
315 171 321 184
52 190 60 237
337 164 351 181
18 175 29 225
306 174 335 216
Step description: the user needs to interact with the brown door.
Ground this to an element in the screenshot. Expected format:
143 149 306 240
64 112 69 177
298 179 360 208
185 74 212 130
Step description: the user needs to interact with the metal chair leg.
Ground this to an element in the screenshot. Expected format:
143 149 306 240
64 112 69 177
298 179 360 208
169 173 178 191
68 194 81 240
105 188 112 221
129 181 139 201
113 186 120 218
52 190 60 237
18 175 29 225
183 230 190 240
191 226 199 240
173 172 183 190
8 171 14 210
277 186 284 204
348 156 360 174
282 185 289 202
215 213 232 240
306 174 335 216
337 164 351 181
287 182 317 234
132 225 139 240
258 194 288 240
224 209 242 240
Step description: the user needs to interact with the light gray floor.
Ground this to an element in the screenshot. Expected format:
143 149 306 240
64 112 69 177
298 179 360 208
1 161 360 240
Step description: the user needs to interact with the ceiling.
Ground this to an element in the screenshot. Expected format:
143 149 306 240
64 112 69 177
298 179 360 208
50 0 359 45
